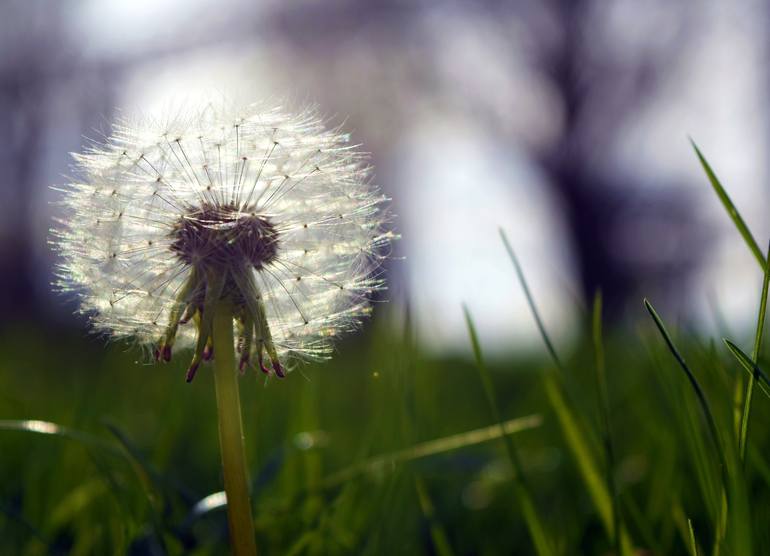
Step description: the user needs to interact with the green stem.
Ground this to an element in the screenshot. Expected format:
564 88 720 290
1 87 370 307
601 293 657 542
212 301 258 556
738 241 770 461
738 239 770 462
463 305 554 556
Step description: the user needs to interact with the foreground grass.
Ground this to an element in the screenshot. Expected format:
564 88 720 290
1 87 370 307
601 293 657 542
3 145 770 554
2 296 770 555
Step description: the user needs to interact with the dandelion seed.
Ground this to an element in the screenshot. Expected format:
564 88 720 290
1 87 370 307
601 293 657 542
53 100 394 381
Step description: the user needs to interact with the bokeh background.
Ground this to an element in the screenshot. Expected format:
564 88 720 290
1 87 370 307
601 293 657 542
3 0 769 349
3 1 770 555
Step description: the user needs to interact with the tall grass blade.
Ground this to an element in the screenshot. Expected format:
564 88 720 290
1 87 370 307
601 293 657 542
737 239 770 462
622 494 664 554
644 299 728 484
104 423 168 506
500 229 623 545
0 419 122 458
724 339 770 400
401 305 455 556
691 140 766 270
592 292 630 556
414 476 456 556
499 229 562 369
644 299 744 554
688 518 699 556
242 413 544 524
464 305 554 556
104 423 172 554
542 376 613 519
322 414 542 487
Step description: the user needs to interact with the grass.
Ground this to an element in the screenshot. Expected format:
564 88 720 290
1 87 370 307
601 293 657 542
3 144 770 554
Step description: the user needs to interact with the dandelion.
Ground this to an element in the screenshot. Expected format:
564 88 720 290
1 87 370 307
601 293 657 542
52 99 393 555
53 101 392 381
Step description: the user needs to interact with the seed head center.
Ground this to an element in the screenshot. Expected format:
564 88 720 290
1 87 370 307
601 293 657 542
170 203 279 269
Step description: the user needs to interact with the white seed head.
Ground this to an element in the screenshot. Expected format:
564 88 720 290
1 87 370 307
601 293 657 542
52 100 393 379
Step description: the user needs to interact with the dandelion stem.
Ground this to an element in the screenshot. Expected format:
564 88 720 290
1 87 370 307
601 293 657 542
212 301 258 556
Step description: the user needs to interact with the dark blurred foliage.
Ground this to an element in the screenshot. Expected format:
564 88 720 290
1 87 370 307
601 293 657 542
2 300 770 554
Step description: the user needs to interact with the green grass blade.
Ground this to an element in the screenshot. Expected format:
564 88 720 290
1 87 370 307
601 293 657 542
592 292 631 556
688 517 699 556
645 299 741 554
644 299 728 480
104 423 172 553
298 413 543 490
691 139 766 270
724 339 770 400
500 229 621 544
622 494 664 555
0 419 122 458
350 415 541 474
464 305 554 556
463 307 524 471
414 476 456 556
48 479 106 531
737 239 770 461
499 229 562 370
541 376 615 533
104 423 166 508
285 531 318 556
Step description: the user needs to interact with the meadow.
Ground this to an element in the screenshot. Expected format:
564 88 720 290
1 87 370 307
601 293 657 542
2 148 770 555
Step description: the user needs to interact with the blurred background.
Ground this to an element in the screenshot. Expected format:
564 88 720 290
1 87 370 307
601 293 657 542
2 0 769 352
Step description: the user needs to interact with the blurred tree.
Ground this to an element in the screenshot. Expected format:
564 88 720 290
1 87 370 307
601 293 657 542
0 2 70 318
533 0 703 317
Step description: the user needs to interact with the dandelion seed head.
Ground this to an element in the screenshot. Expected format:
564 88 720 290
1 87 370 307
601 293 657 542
53 99 393 378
